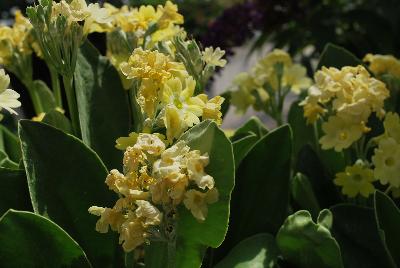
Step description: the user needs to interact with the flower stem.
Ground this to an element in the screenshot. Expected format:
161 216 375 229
22 79 44 115
129 82 144 132
49 66 63 108
62 74 81 137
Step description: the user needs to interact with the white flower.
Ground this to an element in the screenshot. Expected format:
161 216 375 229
202 47 227 67
0 69 20 115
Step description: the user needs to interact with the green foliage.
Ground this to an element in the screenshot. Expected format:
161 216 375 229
42 109 73 134
19 120 119 267
374 191 400 267
215 233 279 268
0 168 31 215
276 209 343 268
75 41 130 170
222 125 292 255
0 210 91 267
330 204 395 268
174 120 235 267
317 43 364 70
32 80 57 113
291 173 320 219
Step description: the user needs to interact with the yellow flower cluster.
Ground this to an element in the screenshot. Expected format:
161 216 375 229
89 133 218 252
120 48 224 142
0 11 35 65
372 112 400 188
231 49 311 114
364 53 400 77
301 65 389 152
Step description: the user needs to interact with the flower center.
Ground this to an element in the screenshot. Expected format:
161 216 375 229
352 174 363 182
339 131 348 141
385 157 395 167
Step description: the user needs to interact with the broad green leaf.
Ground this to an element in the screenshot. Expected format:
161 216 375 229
0 125 21 162
296 145 341 208
42 109 73 134
277 210 343 268
161 120 235 268
317 43 364 70
221 125 292 257
331 204 395 268
75 41 130 169
232 132 258 168
19 120 118 267
220 91 231 119
231 116 268 142
291 173 320 219
0 210 91 267
145 242 168 268
32 80 57 112
374 191 400 266
287 100 314 158
214 233 279 268
0 168 31 215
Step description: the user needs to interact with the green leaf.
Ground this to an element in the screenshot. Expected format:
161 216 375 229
0 168 31 215
276 210 343 268
145 241 168 268
331 204 395 268
317 43 364 70
231 116 268 142
232 132 259 169
18 120 119 267
0 150 19 169
215 233 279 268
222 125 292 257
291 173 320 219
0 125 21 163
0 210 91 267
287 100 314 158
75 41 130 169
220 91 231 119
42 109 73 134
32 80 57 112
296 145 341 208
170 120 235 267
374 191 400 266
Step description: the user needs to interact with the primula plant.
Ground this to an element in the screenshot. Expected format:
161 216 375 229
1 1 400 268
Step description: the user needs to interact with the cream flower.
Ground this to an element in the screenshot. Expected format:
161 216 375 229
135 200 162 226
202 47 227 67
364 53 400 77
372 137 400 187
185 150 215 189
282 64 312 94
183 188 219 221
0 69 21 115
334 163 376 198
200 95 225 125
319 116 364 152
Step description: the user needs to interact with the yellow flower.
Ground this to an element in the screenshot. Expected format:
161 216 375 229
185 150 215 189
372 137 400 187
364 53 400 77
134 200 163 226
230 72 257 113
202 47 227 67
258 49 292 69
121 48 186 81
201 95 225 125
32 113 46 122
282 64 312 94
319 116 364 152
334 162 376 198
381 112 400 143
115 132 139 150
88 206 125 233
183 188 219 221
157 1 184 29
161 76 205 141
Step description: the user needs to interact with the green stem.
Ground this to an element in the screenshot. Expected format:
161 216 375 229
167 237 176 268
62 74 81 137
129 83 144 132
124 251 135 268
49 66 63 108
313 122 320 155
384 185 393 195
22 79 44 115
